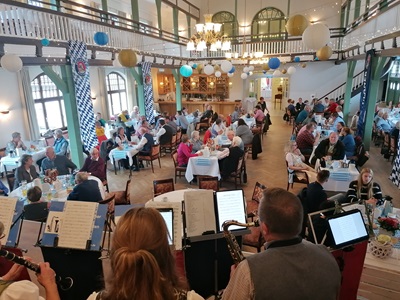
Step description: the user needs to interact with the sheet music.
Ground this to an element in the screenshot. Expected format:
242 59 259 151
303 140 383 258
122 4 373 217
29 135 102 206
216 190 247 231
184 190 216 237
0 197 17 244
57 201 98 249
145 201 182 250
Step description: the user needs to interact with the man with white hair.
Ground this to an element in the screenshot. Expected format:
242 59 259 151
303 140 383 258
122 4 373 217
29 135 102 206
6 132 27 154
53 129 69 156
67 172 102 202
41 146 77 175
80 148 106 181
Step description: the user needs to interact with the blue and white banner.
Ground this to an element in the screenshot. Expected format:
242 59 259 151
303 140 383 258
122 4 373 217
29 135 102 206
68 40 98 151
357 49 375 138
141 61 155 124
390 137 400 188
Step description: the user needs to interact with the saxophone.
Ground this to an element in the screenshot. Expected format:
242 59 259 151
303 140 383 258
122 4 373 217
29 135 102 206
222 219 260 265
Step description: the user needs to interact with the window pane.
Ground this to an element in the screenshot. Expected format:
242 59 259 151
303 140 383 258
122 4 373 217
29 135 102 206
120 92 128 111
45 101 63 129
60 100 67 127
35 103 47 133
111 94 122 114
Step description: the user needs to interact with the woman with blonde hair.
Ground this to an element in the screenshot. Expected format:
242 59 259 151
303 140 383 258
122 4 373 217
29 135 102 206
87 207 203 300
285 140 316 183
345 168 383 206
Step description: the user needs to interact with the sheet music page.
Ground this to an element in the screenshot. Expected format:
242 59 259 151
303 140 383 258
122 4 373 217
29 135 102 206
184 190 216 237
216 190 247 231
0 197 17 244
58 201 98 249
145 201 182 250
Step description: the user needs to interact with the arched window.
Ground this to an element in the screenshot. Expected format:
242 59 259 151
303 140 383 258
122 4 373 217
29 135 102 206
251 7 286 41
212 11 238 37
31 73 66 133
106 72 128 115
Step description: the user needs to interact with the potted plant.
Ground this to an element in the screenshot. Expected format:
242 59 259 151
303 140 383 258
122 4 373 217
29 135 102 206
377 217 400 236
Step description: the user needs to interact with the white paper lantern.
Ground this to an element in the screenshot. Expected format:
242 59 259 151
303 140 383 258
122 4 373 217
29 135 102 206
204 64 214 75
241 73 248 80
113 55 122 67
287 66 296 75
221 60 233 73
188 61 194 67
273 70 282 77
0 54 23 72
227 72 234 78
243 66 249 73
248 66 254 71
302 23 330 50
211 60 217 65
215 71 222 77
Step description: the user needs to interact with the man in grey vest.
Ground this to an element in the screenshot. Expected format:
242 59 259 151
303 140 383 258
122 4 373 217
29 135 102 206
156 119 173 146
223 188 341 300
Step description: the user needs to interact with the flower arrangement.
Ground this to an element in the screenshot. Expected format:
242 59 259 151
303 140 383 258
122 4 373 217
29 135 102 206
377 217 400 234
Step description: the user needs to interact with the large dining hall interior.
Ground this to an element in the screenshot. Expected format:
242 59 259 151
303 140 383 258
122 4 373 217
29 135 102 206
1 0 400 299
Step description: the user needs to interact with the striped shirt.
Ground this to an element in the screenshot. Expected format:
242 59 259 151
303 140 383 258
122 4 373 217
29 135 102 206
346 180 383 206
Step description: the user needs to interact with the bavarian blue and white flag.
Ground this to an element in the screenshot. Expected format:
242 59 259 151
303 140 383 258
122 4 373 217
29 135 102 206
68 40 98 151
141 61 155 124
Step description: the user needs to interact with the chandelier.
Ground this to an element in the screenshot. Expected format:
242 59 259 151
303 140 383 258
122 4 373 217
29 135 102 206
186 14 231 52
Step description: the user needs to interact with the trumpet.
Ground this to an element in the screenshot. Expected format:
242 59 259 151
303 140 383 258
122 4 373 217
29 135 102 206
222 219 260 265
0 248 73 291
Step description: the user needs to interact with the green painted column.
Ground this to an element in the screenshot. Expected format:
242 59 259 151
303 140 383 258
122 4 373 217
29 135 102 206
343 61 356 123
186 14 191 38
130 0 140 30
129 67 145 116
41 65 84 168
172 69 182 111
155 0 162 38
354 0 361 20
364 57 389 149
345 0 351 27
101 0 108 22
173 7 179 43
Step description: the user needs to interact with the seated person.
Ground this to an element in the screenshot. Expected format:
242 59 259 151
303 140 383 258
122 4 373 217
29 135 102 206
348 136 369 167
335 121 345 134
6 132 27 154
312 132 345 165
80 148 106 181
130 106 140 121
328 112 345 131
324 98 338 115
339 127 356 157
135 127 155 170
376 112 392 133
390 121 400 141
313 100 325 114
296 105 311 124
210 118 225 138
176 110 189 134
100 133 117 162
0 180 9 196
200 104 213 121
254 105 265 124
96 112 106 127
235 119 253 145
0 221 60 300
27 186 42 203
115 126 128 148
240 113 256 128
41 147 77 176
177 135 203 167
95 121 108 145
285 140 316 183
156 119 173 146
345 168 383 206
165 117 178 134
231 106 240 123
190 130 203 153
286 99 296 117
53 129 69 156
350 111 360 132
14 154 39 190
67 172 102 202
296 123 320 155
218 136 244 179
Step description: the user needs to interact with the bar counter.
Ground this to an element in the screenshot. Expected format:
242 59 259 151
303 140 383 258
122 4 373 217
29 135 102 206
156 101 239 116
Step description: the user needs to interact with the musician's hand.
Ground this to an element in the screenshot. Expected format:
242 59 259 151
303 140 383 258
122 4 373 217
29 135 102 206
37 262 57 289
2 263 24 281
230 264 238 278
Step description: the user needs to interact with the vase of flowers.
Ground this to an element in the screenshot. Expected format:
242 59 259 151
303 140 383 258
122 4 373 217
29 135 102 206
377 217 400 236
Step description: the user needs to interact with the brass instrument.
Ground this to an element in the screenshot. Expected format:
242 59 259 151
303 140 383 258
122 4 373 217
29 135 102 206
0 248 73 291
222 219 260 265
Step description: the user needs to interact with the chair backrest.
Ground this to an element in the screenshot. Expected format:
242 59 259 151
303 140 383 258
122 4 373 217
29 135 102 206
251 182 267 202
6 173 15 192
171 150 178 167
125 179 131 202
390 136 397 151
99 194 115 213
151 144 160 157
45 136 55 147
171 134 177 145
176 130 182 142
198 176 219 191
24 202 49 222
236 155 244 174
153 178 174 196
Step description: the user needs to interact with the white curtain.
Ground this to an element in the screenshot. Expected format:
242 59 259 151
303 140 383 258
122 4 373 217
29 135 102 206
18 69 40 141
97 68 110 119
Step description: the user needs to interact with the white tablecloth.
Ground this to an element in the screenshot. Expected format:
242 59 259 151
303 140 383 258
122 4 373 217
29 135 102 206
0 148 46 173
321 164 359 192
109 146 139 166
185 156 220 182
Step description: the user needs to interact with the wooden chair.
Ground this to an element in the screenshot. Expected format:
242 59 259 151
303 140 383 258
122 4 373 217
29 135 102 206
99 194 116 250
137 144 161 173
389 136 398 164
221 155 245 189
161 134 177 155
176 130 182 146
153 178 175 197
198 176 219 191
103 162 109 192
172 150 186 183
107 179 131 205
286 161 309 190
6 172 16 192
243 182 267 252
45 136 55 147
23 202 49 245
195 118 210 132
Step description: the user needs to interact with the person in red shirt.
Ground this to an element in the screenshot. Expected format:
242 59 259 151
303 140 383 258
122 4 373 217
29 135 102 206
254 105 265 124
325 98 338 115
177 135 203 167
80 148 106 181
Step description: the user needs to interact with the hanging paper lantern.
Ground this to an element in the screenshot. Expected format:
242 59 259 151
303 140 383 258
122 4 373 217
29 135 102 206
301 63 307 68
94 32 109 46
287 66 296 75
215 71 222 77
214 65 220 72
197 64 204 74
243 66 249 73
192 63 197 69
302 23 330 50
262 63 270 71
273 70 282 77
204 64 214 75
227 72 234 77
248 66 254 71
180 65 193 77
211 60 217 65
263 70 267 74
281 69 287 74
268 57 281 69
316 45 333 61
241 73 248 80
0 54 23 72
41 38 50 46
229 66 236 73
286 15 309 36
118 49 137 67
221 60 233 73
294 56 300 63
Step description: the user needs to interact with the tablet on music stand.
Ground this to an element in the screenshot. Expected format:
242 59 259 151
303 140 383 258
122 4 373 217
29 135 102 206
327 209 369 249
157 208 174 245
215 190 247 232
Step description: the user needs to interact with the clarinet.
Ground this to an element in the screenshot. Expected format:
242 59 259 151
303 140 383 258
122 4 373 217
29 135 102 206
0 248 73 291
